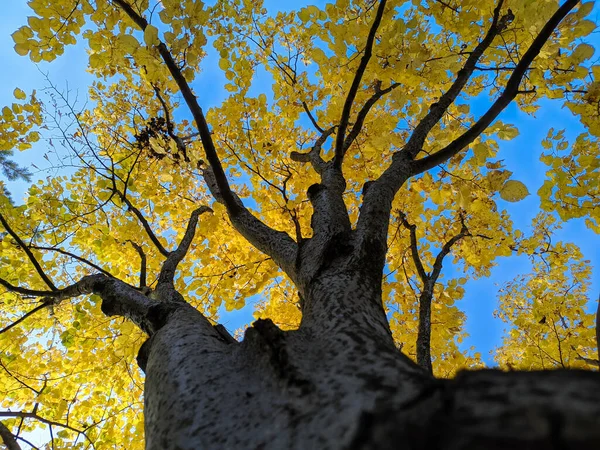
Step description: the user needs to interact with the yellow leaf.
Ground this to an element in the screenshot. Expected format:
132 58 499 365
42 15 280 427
500 180 530 202
13 88 27 100
14 42 29 56
144 25 160 47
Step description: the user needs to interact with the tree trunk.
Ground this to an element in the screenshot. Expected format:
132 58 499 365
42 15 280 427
140 271 600 450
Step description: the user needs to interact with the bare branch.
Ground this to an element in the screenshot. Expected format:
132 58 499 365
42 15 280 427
0 213 57 291
412 0 580 173
333 0 388 170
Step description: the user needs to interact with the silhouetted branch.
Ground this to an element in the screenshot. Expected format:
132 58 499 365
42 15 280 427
333 0 388 170
412 0 579 173
0 213 57 291
28 245 113 278
405 0 512 160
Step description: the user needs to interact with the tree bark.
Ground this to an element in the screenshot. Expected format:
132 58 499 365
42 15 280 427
137 270 600 450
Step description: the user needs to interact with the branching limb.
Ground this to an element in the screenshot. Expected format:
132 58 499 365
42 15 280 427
112 0 239 215
411 0 580 174
0 421 22 450
154 206 212 302
404 0 512 160
112 186 170 257
0 213 57 291
355 0 577 271
333 0 388 170
128 241 147 288
112 0 299 279
0 274 157 335
399 211 472 374
342 81 400 154
290 126 336 174
28 245 114 278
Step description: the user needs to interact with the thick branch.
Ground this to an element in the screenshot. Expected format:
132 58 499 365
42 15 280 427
333 0 388 170
290 126 336 174
0 213 57 291
412 0 580 173
112 0 299 279
112 0 239 215
0 421 22 450
155 207 211 301
405 0 511 159
202 166 299 282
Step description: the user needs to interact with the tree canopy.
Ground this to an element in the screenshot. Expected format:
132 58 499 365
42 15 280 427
0 0 599 448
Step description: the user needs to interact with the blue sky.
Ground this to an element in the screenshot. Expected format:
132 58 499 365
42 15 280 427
1 0 598 368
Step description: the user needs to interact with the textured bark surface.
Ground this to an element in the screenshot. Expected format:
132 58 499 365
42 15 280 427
138 272 600 450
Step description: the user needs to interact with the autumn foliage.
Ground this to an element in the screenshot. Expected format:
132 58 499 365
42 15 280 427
0 0 598 448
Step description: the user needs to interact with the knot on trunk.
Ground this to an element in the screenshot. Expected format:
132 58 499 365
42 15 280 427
136 336 154 373
244 319 314 395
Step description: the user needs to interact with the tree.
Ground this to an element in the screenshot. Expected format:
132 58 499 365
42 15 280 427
1 0 600 448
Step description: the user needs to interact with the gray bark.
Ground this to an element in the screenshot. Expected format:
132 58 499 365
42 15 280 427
135 268 600 450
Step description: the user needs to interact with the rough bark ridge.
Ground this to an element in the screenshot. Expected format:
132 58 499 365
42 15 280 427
138 268 600 450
